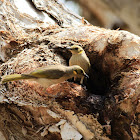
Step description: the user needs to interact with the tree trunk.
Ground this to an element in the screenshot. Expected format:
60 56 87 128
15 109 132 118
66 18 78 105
77 0 140 36
0 0 139 140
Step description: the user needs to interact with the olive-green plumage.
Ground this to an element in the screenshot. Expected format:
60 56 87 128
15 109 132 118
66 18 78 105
67 45 91 84
1 65 87 88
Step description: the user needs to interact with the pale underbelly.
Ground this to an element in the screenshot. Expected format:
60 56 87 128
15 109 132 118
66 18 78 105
70 58 89 73
35 78 66 88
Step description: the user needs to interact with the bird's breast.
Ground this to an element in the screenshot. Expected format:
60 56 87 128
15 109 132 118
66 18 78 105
69 53 90 73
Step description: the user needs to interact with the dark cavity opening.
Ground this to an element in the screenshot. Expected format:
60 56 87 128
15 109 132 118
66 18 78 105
86 65 111 95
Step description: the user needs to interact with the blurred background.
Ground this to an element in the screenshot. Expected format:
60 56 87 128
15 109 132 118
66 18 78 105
59 0 140 36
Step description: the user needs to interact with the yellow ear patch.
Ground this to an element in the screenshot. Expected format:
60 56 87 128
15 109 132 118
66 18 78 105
78 50 83 54
73 70 77 75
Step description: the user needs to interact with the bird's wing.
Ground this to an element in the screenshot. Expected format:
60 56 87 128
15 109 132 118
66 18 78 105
29 66 66 79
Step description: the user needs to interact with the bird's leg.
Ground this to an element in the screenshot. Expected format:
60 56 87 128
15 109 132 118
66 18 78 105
80 76 84 84
74 76 77 82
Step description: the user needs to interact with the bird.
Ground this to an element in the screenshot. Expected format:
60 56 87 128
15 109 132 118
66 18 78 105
67 45 91 84
1 65 88 88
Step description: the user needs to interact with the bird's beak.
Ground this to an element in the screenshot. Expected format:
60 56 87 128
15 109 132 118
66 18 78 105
84 73 89 78
66 47 71 50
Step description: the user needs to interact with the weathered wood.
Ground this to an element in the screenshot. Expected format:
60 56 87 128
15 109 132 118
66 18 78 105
0 0 139 140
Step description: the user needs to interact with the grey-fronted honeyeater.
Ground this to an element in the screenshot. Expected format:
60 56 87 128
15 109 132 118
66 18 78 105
1 65 88 88
67 45 91 84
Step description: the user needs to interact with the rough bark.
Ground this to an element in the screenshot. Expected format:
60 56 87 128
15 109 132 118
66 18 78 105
0 0 139 140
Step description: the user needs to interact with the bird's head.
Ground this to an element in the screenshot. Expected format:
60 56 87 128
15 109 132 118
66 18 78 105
67 45 84 54
72 65 89 78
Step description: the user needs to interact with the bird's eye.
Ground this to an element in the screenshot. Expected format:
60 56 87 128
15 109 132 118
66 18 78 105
75 48 78 50
80 70 83 73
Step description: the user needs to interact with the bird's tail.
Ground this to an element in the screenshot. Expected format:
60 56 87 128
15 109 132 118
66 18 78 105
1 74 34 84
